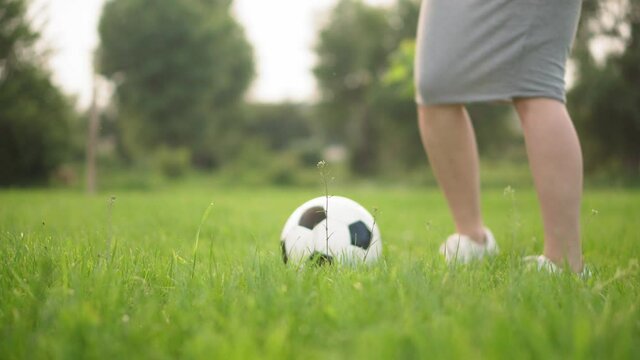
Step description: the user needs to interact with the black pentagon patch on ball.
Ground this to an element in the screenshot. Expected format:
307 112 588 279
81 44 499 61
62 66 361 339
309 251 333 266
298 206 327 230
280 242 288 264
349 221 372 250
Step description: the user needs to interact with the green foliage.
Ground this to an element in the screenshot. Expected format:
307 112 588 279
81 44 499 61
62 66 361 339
98 0 254 164
244 102 315 152
0 0 37 62
382 39 415 99
210 102 322 186
155 146 191 179
1 187 639 358
376 38 427 172
568 0 640 176
219 141 318 187
314 0 405 175
467 104 520 157
0 0 76 186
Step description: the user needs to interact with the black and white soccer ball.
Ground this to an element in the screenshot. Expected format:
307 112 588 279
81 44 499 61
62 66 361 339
280 196 382 265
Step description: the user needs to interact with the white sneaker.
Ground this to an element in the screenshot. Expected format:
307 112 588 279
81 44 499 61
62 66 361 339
523 255 592 278
523 255 561 273
439 228 499 264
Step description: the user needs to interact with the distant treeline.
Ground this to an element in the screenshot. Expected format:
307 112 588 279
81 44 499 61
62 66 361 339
1 0 638 187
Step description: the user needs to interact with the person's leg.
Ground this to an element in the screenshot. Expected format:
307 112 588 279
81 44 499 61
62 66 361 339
514 98 583 272
417 104 485 244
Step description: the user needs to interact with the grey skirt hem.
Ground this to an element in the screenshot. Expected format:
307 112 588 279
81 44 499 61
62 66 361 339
414 91 566 106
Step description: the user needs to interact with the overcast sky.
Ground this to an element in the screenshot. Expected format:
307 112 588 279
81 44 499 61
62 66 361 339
33 0 395 109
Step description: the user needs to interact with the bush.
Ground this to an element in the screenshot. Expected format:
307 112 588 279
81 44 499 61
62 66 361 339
155 147 191 179
0 65 75 186
219 141 319 186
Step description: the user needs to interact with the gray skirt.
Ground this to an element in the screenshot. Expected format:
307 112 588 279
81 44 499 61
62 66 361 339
414 0 582 105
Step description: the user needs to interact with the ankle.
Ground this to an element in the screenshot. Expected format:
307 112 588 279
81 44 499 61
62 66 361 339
457 227 486 245
543 251 584 273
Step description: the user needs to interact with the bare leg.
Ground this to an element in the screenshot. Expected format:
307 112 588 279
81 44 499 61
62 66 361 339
418 104 485 243
514 98 583 272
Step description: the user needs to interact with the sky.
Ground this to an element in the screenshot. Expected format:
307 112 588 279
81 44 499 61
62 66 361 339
33 0 395 109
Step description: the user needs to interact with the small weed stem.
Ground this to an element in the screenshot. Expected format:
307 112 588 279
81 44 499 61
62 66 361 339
105 196 116 262
192 202 214 279
317 160 331 254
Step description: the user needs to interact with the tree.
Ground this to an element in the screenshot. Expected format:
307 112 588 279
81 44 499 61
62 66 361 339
314 0 398 175
0 0 75 186
244 102 314 152
568 0 640 175
98 0 254 166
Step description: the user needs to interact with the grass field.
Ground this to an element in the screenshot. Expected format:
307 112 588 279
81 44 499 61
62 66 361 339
1 183 639 359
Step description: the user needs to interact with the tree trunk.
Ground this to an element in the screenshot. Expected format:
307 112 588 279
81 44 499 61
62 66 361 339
86 73 99 194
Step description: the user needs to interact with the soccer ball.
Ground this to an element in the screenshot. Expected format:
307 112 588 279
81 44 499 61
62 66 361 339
280 196 382 265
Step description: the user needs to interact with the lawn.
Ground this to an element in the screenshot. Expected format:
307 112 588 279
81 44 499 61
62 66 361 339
1 184 638 359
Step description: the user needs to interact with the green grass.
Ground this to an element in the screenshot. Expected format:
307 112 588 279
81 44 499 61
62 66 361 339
1 184 639 359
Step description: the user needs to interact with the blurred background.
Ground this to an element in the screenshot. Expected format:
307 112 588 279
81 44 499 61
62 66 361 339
0 0 638 191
